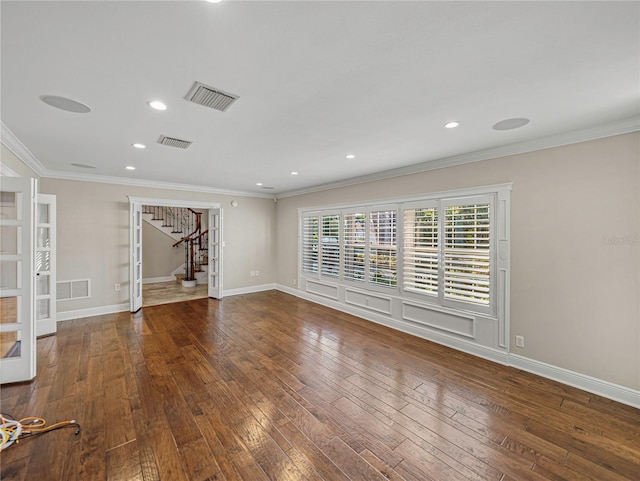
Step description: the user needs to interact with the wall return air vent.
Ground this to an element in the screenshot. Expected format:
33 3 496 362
184 81 239 112
157 135 192 149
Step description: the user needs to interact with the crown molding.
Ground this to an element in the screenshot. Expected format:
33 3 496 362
277 116 640 198
0 122 273 198
3 117 638 200
0 122 47 176
43 169 275 199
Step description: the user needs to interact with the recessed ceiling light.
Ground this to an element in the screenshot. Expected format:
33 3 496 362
206 0 222 3
40 95 91 113
256 182 263 186
125 166 136 170
132 143 146 149
290 171 298 175
147 100 167 111
445 121 460 129
345 154 355 159
492 118 530 131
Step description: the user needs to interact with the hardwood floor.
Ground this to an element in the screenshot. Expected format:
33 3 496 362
1 290 638 481
142 281 208 307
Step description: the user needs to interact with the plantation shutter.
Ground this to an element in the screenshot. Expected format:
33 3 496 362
443 200 491 306
301 215 318 274
403 206 438 295
369 209 397 287
321 214 340 278
343 212 366 282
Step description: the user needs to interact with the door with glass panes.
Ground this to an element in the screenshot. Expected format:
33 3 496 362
0 178 37 383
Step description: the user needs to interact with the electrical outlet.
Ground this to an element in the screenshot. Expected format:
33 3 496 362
515 335 525 348
293 279 297 286
255 270 259 277
114 283 121 292
250 271 256 277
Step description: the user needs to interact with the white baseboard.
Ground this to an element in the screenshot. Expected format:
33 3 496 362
509 354 640 409
57 303 129 321
224 283 277 297
277 284 640 409
142 276 175 284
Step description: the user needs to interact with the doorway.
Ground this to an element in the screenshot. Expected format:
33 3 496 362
127 197 223 312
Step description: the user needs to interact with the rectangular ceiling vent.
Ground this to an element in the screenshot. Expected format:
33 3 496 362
184 81 239 112
157 135 192 149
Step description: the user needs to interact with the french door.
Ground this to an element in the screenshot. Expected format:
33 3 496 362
0 177 37 383
130 202 143 312
35 194 57 336
208 207 223 299
128 197 222 312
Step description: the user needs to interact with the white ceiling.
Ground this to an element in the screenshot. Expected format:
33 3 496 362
1 1 639 197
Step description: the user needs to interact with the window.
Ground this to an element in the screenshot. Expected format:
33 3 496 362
344 212 366 282
369 209 397 287
299 184 509 318
403 206 438 295
443 201 491 306
321 214 340 278
302 215 318 274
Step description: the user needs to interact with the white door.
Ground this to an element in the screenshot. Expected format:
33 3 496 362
0 177 37 383
130 202 143 312
35 194 56 337
208 208 223 299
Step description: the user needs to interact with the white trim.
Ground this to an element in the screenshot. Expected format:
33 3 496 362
279 116 640 198
277 284 508 364
0 162 20 177
1 122 272 198
223 283 277 297
57 173 272 198
296 182 513 213
509 354 640 409
0 123 47 176
142 276 175 284
4 117 639 199
56 303 129 322
277 283 640 409
128 196 221 209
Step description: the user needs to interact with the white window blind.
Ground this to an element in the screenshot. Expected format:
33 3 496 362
369 210 397 287
321 214 340 277
299 185 508 318
443 203 491 305
403 207 438 295
344 212 366 282
302 215 318 274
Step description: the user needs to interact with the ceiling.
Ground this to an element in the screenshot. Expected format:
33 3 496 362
1 1 639 197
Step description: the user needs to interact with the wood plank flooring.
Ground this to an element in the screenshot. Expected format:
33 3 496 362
1 290 638 481
142 281 208 307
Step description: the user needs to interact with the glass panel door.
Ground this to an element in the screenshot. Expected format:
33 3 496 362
130 202 143 312
35 194 56 336
208 208 223 299
0 177 36 383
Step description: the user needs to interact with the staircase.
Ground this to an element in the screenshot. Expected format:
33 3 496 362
142 206 209 286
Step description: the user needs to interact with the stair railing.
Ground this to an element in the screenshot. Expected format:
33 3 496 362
143 206 206 282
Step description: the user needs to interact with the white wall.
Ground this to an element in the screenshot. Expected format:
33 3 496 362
38 178 277 312
276 133 640 391
141 220 184 280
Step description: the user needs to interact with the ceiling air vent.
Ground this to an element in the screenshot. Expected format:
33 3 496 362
184 81 239 112
157 135 192 149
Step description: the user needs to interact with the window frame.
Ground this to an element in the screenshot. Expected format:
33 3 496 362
440 194 495 316
298 184 510 319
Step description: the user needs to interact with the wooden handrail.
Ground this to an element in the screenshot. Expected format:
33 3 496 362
172 214 203 247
